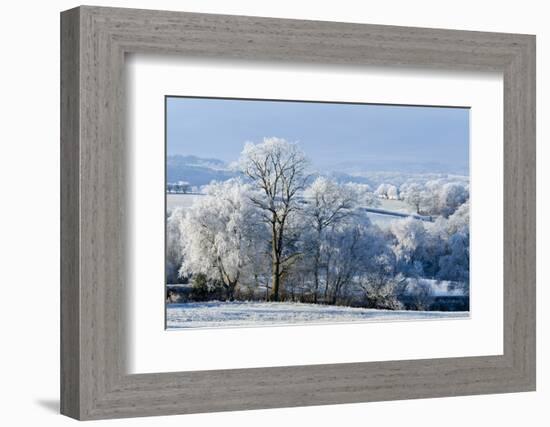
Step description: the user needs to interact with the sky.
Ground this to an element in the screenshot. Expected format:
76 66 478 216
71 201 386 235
166 96 470 175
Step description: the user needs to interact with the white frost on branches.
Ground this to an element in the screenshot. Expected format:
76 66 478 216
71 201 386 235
177 179 267 298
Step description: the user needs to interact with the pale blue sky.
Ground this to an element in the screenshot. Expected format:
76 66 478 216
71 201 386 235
166 97 469 174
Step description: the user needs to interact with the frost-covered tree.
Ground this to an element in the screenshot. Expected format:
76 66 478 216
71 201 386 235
436 201 470 283
421 180 469 217
375 183 398 200
386 184 399 200
166 207 186 284
439 182 469 217
167 180 191 194
444 200 469 235
178 179 266 299
302 177 358 302
390 217 429 277
375 183 390 198
437 233 469 283
322 221 365 303
404 278 435 310
359 272 405 310
401 183 424 214
391 215 457 280
329 219 396 304
239 137 309 301
344 182 380 207
374 183 399 200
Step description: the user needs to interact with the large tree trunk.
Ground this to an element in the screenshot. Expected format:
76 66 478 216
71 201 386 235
331 278 342 305
313 249 320 303
313 224 322 303
270 217 281 301
323 279 330 303
227 282 236 301
271 261 280 301
323 253 332 303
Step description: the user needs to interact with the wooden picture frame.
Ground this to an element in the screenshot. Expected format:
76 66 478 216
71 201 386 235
60 5 536 420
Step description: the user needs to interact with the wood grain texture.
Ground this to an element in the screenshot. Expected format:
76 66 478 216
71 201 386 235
60 7 80 419
60 5 536 420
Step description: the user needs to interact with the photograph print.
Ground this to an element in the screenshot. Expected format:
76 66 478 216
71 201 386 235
165 97 470 329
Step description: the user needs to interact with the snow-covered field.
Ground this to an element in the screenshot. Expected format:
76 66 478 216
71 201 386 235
378 198 413 213
166 301 468 329
167 193 202 211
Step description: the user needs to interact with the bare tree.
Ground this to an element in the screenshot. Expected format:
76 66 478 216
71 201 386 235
239 138 309 301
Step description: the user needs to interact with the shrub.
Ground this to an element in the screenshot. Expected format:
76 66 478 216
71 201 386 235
360 274 405 310
190 273 210 301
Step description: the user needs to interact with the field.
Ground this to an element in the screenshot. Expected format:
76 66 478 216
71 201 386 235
166 301 469 329
378 198 413 213
167 193 202 211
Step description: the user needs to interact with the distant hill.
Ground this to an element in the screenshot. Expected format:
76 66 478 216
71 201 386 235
167 155 238 186
167 154 469 189
327 170 469 189
320 159 468 177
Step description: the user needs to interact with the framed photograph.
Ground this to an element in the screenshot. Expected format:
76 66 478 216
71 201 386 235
164 97 472 330
61 6 535 420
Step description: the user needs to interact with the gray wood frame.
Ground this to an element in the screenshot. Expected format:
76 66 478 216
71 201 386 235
60 5 536 420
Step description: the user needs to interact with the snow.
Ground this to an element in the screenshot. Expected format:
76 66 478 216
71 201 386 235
378 198 414 213
362 207 432 222
403 278 468 297
167 193 203 212
166 301 468 329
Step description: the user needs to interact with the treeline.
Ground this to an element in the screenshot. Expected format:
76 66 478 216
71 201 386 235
166 138 469 310
167 181 192 194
